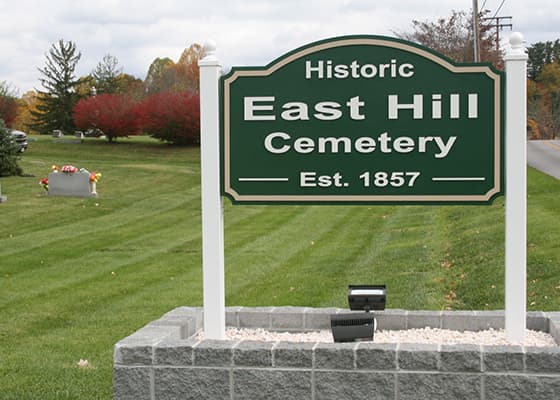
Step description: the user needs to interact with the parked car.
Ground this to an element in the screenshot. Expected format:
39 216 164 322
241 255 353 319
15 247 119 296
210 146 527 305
9 130 28 152
84 128 104 138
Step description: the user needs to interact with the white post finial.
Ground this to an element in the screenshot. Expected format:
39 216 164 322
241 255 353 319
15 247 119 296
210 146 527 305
203 40 216 54
201 40 218 62
508 32 526 56
509 32 524 46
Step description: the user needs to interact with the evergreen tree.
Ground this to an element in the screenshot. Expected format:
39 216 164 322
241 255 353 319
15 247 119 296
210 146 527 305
144 57 174 93
31 39 81 134
0 119 22 176
527 39 560 80
92 54 123 94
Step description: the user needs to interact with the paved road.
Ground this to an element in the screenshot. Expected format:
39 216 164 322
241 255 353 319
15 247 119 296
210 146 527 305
527 140 560 180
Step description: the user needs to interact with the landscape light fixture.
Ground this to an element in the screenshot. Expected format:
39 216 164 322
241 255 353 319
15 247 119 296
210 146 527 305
330 285 386 343
347 285 386 311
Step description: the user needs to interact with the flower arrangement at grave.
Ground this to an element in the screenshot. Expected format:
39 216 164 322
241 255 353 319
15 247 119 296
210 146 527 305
39 177 49 191
39 164 102 194
88 171 102 195
60 164 78 173
89 171 102 183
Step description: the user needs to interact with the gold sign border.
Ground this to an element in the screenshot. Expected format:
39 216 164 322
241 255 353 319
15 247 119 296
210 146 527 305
222 37 502 203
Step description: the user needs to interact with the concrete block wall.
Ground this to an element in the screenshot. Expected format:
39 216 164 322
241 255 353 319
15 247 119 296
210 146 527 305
114 307 560 399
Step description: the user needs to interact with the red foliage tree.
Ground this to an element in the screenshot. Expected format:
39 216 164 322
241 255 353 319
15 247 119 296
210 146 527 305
0 96 18 127
137 90 200 145
73 94 141 141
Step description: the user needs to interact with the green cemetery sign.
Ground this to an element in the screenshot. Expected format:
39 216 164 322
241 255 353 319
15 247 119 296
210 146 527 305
220 35 504 204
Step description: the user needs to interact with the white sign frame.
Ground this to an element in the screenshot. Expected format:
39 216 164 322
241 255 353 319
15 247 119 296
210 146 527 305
199 34 528 341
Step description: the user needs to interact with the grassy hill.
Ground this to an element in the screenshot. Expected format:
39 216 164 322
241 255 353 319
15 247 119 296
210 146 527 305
0 136 558 399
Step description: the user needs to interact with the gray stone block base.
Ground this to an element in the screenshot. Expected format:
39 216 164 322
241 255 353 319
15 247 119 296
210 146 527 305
114 307 560 399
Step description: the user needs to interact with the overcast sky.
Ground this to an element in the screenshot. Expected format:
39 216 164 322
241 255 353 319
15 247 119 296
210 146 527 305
1 0 558 94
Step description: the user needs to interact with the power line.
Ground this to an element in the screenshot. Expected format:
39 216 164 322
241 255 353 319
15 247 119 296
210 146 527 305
493 0 506 18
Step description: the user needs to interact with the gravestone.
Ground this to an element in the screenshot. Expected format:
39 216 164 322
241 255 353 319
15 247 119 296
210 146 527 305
48 171 96 198
0 182 6 202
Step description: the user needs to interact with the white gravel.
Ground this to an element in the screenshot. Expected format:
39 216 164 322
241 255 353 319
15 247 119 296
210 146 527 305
198 327 557 347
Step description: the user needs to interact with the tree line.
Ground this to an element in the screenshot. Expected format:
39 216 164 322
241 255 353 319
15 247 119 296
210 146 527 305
1 11 560 144
1 40 204 144
526 40 560 139
397 9 559 140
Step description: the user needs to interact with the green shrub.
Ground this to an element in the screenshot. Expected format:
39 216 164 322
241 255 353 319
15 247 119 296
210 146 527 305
0 119 22 176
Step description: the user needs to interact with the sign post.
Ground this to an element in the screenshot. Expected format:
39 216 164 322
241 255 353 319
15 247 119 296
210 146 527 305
504 33 528 342
199 41 225 340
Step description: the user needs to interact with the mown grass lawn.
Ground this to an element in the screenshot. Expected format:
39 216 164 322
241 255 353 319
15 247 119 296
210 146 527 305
0 136 559 399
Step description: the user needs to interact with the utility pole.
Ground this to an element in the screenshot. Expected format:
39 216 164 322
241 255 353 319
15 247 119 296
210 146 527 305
483 15 513 55
473 0 480 62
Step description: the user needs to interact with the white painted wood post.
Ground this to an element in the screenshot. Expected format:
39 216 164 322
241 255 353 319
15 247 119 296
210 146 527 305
504 32 528 342
199 40 226 339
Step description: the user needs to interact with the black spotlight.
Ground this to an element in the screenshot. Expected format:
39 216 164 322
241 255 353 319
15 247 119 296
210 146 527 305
330 285 386 343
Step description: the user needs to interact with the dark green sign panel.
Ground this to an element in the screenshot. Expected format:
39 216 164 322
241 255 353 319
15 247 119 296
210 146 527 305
220 35 504 204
